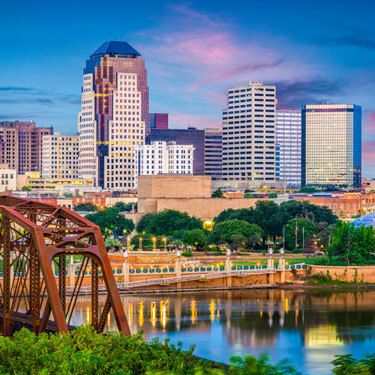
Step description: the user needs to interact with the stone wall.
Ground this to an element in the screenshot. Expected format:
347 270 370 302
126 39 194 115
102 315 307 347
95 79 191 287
310 265 375 283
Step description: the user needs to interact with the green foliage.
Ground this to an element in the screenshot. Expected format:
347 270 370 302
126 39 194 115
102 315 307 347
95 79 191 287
136 210 202 236
183 229 208 250
299 185 318 194
268 193 278 199
114 201 137 212
0 326 202 375
21 185 32 191
332 354 375 375
210 219 263 251
327 222 375 265
74 203 98 212
86 208 134 236
284 218 316 251
244 193 255 198
214 200 337 248
212 188 225 198
229 353 300 375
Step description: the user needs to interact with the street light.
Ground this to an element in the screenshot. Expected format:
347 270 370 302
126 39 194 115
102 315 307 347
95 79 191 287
152 236 157 251
126 236 131 251
139 237 143 251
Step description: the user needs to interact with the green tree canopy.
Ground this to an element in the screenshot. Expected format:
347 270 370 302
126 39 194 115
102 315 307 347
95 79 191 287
212 188 225 198
113 202 137 212
86 207 134 236
136 210 202 236
74 203 98 212
328 222 375 265
210 219 263 251
284 218 316 251
183 228 207 250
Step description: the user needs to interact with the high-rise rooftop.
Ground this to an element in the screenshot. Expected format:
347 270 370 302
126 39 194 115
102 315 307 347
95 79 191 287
90 41 141 59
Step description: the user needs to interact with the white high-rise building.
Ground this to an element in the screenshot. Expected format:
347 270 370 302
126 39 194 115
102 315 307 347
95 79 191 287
135 141 194 181
78 41 149 190
222 81 277 182
302 104 362 188
276 109 302 187
42 134 79 179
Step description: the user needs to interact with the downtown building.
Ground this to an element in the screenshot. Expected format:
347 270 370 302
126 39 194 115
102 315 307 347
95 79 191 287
148 127 205 175
222 81 277 182
149 113 168 130
0 121 53 175
78 41 149 190
276 109 302 187
135 141 194 179
41 133 79 179
302 104 362 188
204 128 222 180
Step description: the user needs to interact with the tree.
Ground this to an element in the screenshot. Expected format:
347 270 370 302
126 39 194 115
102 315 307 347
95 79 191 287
74 203 98 212
183 229 207 250
284 218 316 251
113 202 137 212
86 207 134 236
299 185 318 193
210 219 263 251
215 208 256 224
212 188 225 198
136 210 202 236
328 222 375 265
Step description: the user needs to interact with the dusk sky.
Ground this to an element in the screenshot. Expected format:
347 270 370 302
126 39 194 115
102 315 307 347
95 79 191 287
1 0 374 176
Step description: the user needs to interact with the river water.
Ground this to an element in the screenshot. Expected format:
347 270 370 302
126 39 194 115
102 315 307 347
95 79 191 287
73 289 375 374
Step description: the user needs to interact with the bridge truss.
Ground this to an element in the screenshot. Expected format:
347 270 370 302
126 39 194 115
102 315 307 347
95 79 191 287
0 196 129 336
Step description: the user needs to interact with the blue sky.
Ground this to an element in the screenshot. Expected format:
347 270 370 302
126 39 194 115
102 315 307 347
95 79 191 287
1 0 374 176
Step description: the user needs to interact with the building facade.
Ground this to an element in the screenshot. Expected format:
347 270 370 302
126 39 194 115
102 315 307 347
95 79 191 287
148 127 205 175
222 81 277 182
78 41 149 190
135 141 194 178
204 128 222 180
276 109 302 187
149 113 168 130
0 164 17 192
302 104 362 188
42 134 79 179
0 121 53 175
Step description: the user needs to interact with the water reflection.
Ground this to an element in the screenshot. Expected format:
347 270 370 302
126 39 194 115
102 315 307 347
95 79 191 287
73 289 375 374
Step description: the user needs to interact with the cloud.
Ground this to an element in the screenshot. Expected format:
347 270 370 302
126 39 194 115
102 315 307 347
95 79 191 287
0 86 33 91
276 78 345 107
140 5 321 102
319 35 375 49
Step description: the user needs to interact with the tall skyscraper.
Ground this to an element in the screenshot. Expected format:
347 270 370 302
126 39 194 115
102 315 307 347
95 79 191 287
0 121 53 174
78 41 149 190
148 127 205 174
222 81 277 182
204 128 222 180
42 134 79 179
135 141 194 179
276 109 302 187
149 113 168 130
302 104 362 188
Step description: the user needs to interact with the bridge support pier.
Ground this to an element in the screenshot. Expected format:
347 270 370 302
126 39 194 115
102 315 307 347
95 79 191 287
175 251 182 289
278 258 286 284
123 252 129 283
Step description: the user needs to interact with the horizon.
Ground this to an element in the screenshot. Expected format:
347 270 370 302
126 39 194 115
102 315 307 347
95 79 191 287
0 0 374 176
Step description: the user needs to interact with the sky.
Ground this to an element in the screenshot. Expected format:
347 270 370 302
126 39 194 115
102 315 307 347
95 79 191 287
0 0 374 176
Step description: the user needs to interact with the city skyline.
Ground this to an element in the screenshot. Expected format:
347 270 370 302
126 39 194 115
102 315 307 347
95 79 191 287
0 0 374 176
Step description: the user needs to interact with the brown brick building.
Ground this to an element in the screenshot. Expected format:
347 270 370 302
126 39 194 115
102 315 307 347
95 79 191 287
0 121 53 174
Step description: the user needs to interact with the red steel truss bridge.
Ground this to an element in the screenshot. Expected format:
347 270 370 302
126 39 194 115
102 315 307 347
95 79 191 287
0 196 129 336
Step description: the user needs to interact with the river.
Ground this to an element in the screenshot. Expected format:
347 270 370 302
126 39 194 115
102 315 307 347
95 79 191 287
73 289 375 374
